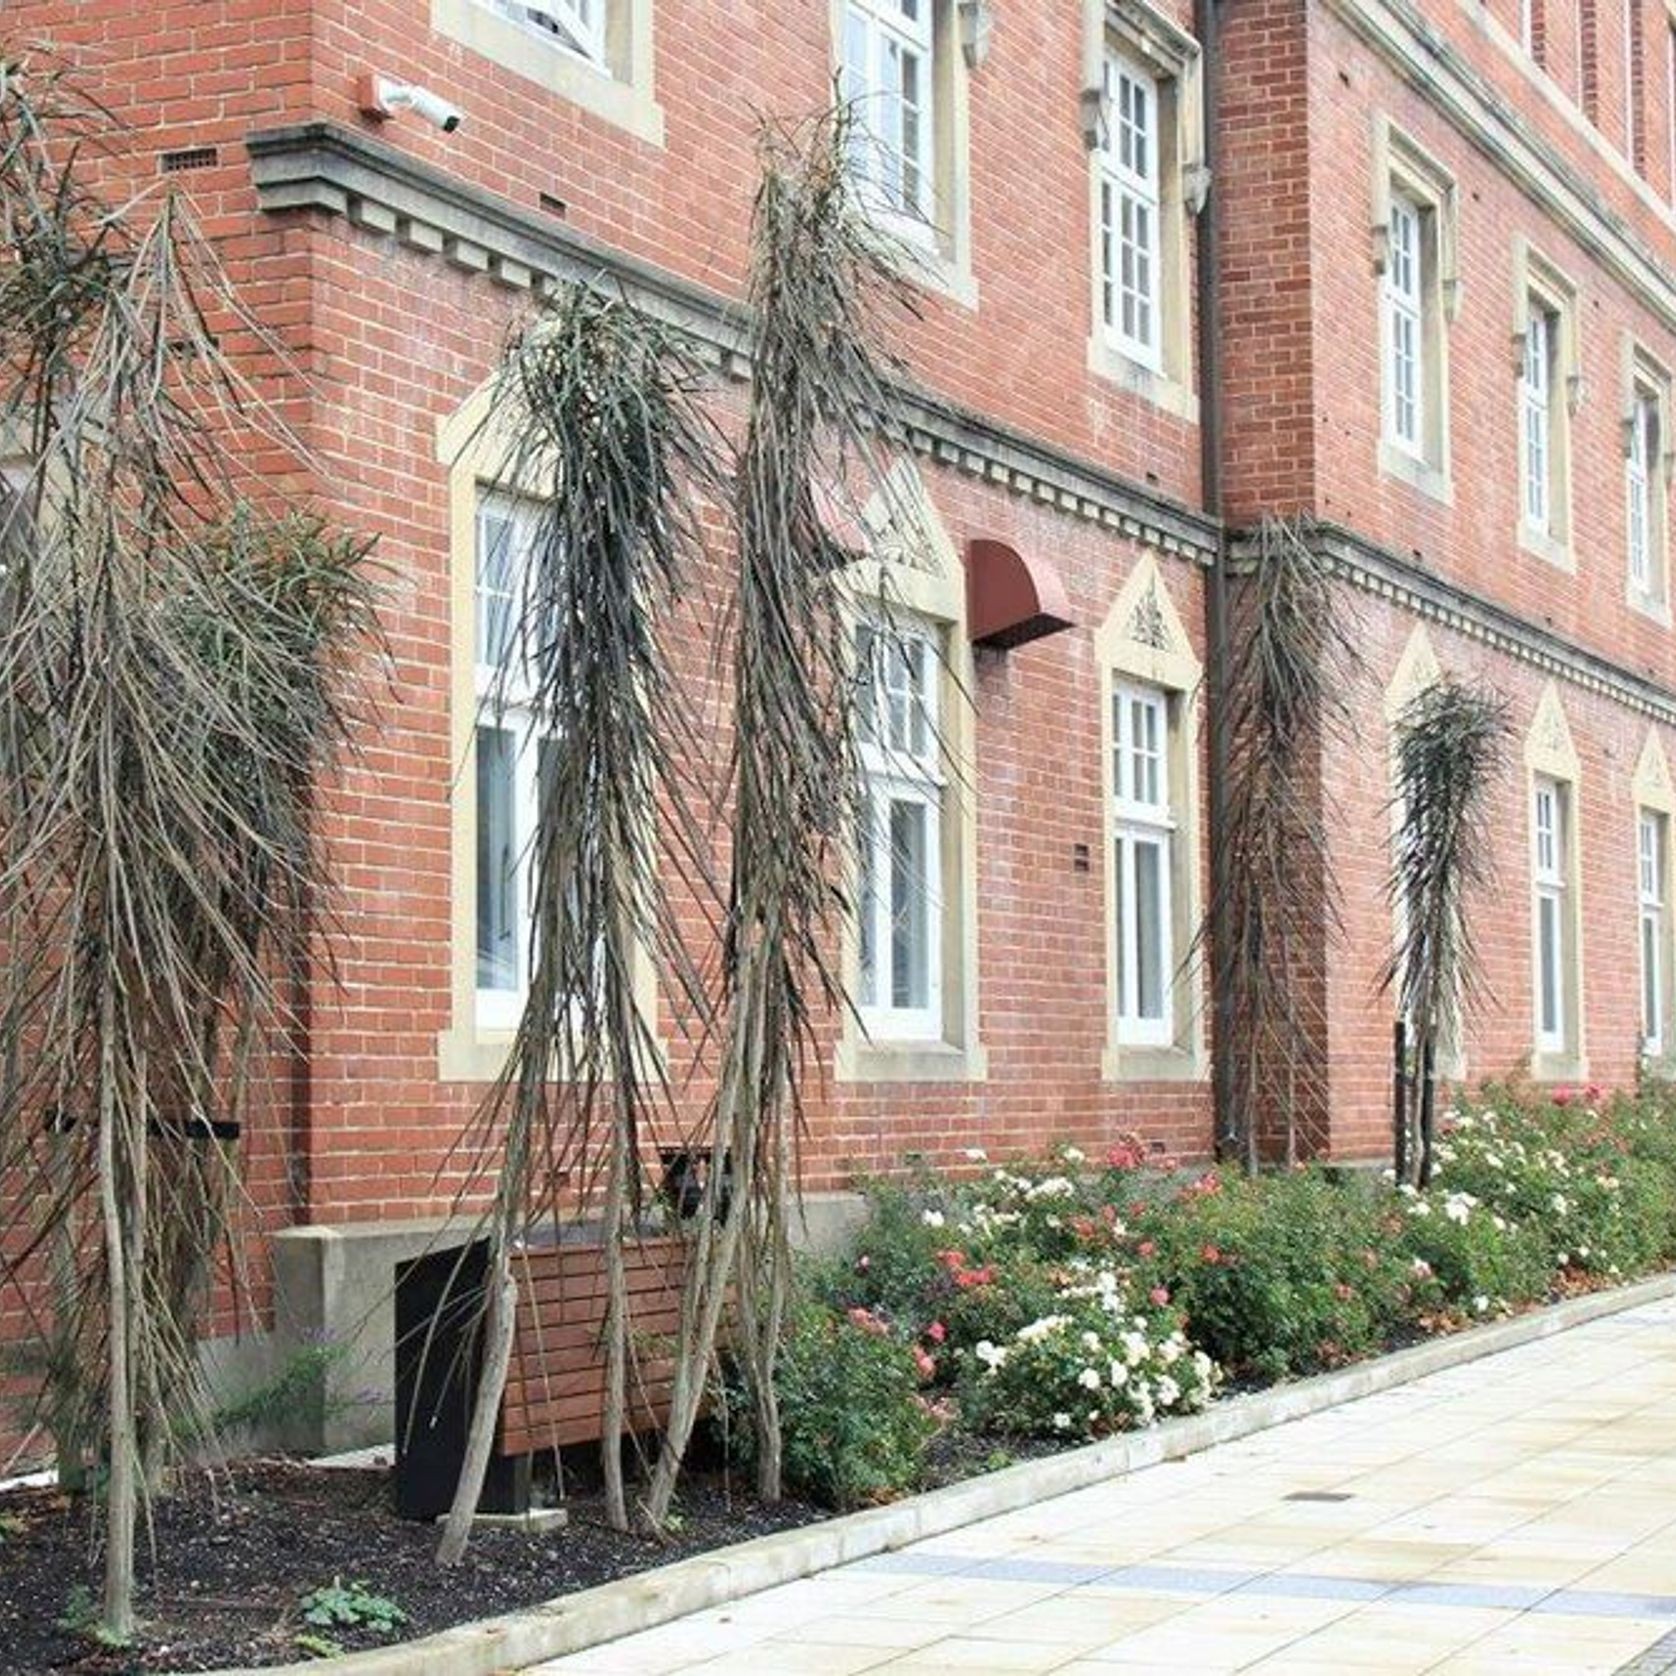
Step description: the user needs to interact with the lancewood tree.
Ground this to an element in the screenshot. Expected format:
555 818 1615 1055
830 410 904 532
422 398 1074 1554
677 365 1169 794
1208 518 1360 1170
1384 678 1509 1185
0 53 373 1641
646 102 925 1523
435 286 719 1558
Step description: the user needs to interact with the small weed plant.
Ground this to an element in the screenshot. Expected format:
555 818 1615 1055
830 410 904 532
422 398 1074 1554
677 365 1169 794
298 1578 407 1639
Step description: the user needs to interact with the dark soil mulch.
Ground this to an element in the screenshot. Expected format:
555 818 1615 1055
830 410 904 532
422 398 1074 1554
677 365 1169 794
0 1458 822 1674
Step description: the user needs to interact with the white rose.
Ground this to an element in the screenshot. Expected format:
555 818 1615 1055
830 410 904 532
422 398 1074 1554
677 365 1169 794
1078 1367 1102 1391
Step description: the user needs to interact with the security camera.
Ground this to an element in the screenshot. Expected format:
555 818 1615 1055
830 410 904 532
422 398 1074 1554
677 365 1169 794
358 74 464 133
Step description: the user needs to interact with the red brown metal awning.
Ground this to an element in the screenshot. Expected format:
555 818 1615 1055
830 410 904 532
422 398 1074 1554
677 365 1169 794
965 537 1075 650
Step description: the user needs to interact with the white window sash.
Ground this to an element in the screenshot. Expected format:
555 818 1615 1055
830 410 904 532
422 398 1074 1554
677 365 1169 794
478 0 606 65
1099 53 1162 368
1630 398 1652 590
1522 307 1554 533
474 494 550 1029
1641 813 1667 1055
842 0 936 228
857 619 945 1042
858 774 944 1041
1532 778 1567 1053
1385 196 1424 456
1112 682 1175 1046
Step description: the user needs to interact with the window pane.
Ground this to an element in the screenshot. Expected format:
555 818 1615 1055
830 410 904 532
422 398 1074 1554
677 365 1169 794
859 793 877 1007
476 510 519 672
1643 910 1661 1042
890 798 930 1009
1538 891 1561 1038
1114 835 1128 1015
1134 838 1165 1020
476 725 520 992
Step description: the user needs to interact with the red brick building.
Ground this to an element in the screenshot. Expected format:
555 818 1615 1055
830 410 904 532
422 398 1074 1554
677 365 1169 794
6 0 1676 1445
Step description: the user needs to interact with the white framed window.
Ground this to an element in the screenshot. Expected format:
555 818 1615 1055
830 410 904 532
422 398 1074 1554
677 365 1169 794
1386 193 1424 456
474 492 548 1032
1522 302 1556 533
1629 387 1656 592
856 618 944 1042
1112 682 1175 1046
1533 776 1569 1054
1098 51 1162 369
1625 355 1670 611
842 0 936 227
1640 810 1668 1057
477 0 606 65
1373 121 1458 495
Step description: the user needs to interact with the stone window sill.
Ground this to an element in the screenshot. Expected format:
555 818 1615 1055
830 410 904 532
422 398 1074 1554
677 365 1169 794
1530 1048 1588 1084
836 1036 988 1084
1102 1042 1206 1083
432 0 664 145
1519 521 1574 573
1378 438 1453 506
1087 336 1200 424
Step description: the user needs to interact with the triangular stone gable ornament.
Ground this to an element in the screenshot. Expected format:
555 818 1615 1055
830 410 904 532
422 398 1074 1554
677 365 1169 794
1384 623 1442 720
1634 729 1675 812
1127 577 1175 652
858 458 951 575
1096 554 1201 690
1525 680 1581 778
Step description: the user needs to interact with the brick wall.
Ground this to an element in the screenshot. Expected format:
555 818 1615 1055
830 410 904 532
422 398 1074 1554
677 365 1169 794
6 0 1676 1461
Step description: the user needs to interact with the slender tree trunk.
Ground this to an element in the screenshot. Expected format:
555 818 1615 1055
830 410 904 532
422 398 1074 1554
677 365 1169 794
436 1225 516 1566
749 1112 789 1503
600 1113 630 1532
1417 1036 1438 1187
48 1125 87 1493
1392 1018 1410 1186
645 935 763 1529
98 979 136 1643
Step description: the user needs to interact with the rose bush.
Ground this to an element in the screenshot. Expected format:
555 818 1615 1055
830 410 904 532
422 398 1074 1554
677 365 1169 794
753 1083 1676 1504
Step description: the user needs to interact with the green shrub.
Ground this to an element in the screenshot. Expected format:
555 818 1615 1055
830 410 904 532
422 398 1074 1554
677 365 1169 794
1130 1170 1410 1381
960 1279 1216 1442
740 1301 937 1510
1392 1184 1550 1312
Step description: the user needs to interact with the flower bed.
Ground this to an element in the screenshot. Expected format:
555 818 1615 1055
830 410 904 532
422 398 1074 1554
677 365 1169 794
746 1081 1676 1507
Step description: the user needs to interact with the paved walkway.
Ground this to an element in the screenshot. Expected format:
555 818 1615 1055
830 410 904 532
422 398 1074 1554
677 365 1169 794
531 1298 1676 1675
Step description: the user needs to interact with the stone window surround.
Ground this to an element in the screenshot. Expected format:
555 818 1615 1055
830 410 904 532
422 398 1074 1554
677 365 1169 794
1525 681 1588 1084
431 0 662 144
1623 336 1674 625
1372 115 1460 506
1512 237 1582 571
835 462 987 1085
433 378 661 1083
830 0 979 312
1096 554 1206 1083
1634 729 1676 1072
1081 0 1206 425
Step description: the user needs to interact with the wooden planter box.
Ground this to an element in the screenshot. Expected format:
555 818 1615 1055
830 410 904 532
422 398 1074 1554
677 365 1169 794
393 1232 690 1520
500 1235 689 1456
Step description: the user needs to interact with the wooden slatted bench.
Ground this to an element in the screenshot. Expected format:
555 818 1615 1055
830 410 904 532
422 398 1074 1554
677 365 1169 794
393 1231 690 1520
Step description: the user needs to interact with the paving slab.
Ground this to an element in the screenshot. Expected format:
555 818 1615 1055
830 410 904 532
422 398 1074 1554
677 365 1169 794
527 1295 1676 1675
